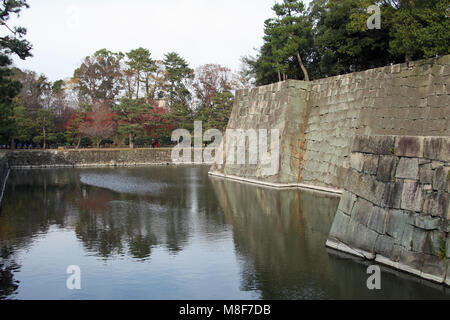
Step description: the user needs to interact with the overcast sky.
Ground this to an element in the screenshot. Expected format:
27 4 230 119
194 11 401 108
8 0 311 82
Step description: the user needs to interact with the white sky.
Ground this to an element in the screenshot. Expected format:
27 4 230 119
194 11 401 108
8 0 311 82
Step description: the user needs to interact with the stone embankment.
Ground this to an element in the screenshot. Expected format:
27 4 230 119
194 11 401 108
327 135 449 285
7 148 175 169
0 154 10 209
210 55 450 192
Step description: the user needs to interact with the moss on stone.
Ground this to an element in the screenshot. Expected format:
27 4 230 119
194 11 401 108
438 237 447 261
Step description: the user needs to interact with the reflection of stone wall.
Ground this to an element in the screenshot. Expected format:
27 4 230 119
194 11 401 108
210 55 450 192
327 135 449 285
6 148 176 169
210 177 341 299
0 154 9 209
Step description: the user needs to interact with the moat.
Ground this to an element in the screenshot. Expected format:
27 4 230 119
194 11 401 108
0 166 448 300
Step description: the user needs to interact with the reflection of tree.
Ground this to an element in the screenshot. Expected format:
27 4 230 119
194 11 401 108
70 166 225 259
128 235 156 260
0 169 82 299
1 169 79 239
0 168 218 265
210 178 340 300
0 166 228 297
0 244 20 300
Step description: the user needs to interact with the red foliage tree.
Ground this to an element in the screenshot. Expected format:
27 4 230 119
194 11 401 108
79 107 116 148
65 111 87 149
143 102 174 140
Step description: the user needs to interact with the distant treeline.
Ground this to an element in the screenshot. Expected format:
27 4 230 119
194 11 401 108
3 49 244 149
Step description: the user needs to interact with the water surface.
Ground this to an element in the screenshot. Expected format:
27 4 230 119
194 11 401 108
0 167 448 300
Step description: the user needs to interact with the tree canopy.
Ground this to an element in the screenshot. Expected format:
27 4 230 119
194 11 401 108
0 0 32 144
245 0 450 85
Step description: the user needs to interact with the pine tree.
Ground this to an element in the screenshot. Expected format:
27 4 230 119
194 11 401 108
0 0 32 144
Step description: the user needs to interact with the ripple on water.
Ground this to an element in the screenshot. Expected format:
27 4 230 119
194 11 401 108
80 172 167 195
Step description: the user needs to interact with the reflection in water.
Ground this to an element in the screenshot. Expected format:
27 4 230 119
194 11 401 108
210 178 450 300
0 244 20 299
211 178 340 299
0 167 448 300
0 168 209 261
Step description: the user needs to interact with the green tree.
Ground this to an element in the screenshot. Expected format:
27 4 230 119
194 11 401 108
114 98 154 149
163 52 194 108
125 47 156 99
311 0 395 77
247 0 449 84
34 108 55 149
389 0 450 61
163 52 195 131
242 1 316 85
197 91 234 132
266 0 313 81
73 49 124 110
12 103 33 144
0 0 32 144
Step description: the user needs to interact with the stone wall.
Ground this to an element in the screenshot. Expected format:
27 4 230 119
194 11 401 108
302 55 449 189
7 148 176 169
209 55 450 192
0 154 10 209
210 80 309 184
327 135 449 285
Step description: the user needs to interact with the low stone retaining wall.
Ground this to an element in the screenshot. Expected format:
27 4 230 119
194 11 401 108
327 135 449 285
7 148 177 169
0 154 10 209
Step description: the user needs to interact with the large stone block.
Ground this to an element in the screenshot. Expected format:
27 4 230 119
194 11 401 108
424 137 450 162
352 135 395 155
399 223 415 250
414 215 442 231
352 197 374 226
401 181 424 212
337 190 357 215
396 157 419 180
329 210 351 242
346 220 379 254
345 170 385 205
382 180 404 209
429 231 446 257
362 154 379 175
423 191 449 218
350 153 364 172
367 206 388 234
410 227 430 253
399 250 424 275
374 235 395 258
421 254 447 283
419 163 433 184
386 209 413 241
432 166 449 191
391 244 404 263
377 155 398 182
395 136 424 158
